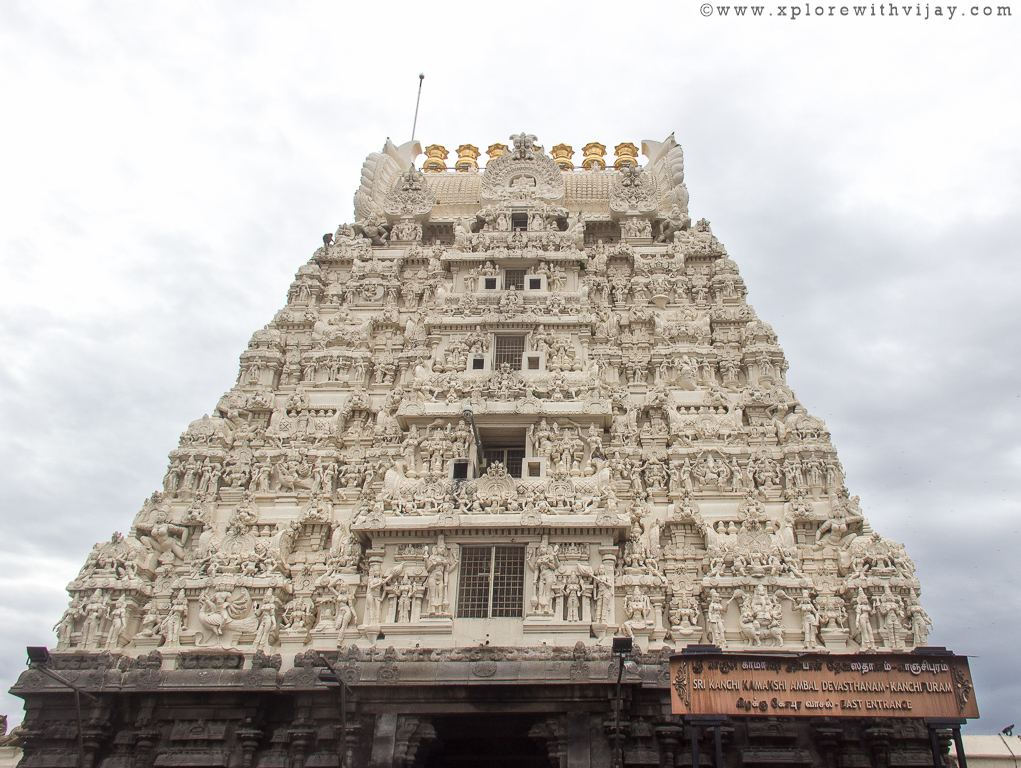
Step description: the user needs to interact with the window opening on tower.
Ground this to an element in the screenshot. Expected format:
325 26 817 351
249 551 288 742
456 546 525 618
494 334 525 370
504 269 526 291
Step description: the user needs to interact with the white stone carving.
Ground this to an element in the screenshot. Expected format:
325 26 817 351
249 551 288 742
354 139 423 221
481 133 565 202
383 166 435 220
610 164 658 216
51 131 930 660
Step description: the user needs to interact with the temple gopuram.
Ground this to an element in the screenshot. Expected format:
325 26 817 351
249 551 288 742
13 133 973 768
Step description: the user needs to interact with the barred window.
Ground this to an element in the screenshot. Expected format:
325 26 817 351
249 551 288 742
456 547 493 618
456 546 525 618
491 547 525 617
483 448 525 478
504 269 526 291
494 335 525 370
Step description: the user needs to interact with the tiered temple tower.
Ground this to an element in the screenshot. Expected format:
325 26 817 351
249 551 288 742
14 133 941 768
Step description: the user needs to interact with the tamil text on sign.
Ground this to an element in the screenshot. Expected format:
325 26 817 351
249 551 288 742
669 652 978 719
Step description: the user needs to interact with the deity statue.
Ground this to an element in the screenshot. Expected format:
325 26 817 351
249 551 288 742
591 564 615 625
906 590 932 647
105 596 128 650
425 537 458 616
791 589 820 650
328 588 353 638
253 598 280 649
159 590 188 647
364 563 394 626
529 537 561 616
80 592 108 649
853 588 876 650
137 509 190 562
392 575 415 623
876 585 906 650
622 586 653 638
53 599 82 649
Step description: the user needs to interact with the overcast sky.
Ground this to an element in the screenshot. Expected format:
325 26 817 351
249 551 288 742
1 1 1018 733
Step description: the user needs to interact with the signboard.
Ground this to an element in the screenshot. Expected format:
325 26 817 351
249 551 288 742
670 652 979 719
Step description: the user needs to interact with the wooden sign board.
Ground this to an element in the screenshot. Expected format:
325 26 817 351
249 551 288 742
670 652 979 719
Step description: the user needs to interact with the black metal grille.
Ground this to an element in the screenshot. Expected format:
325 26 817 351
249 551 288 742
504 269 525 291
504 449 525 478
483 448 525 478
491 547 525 617
456 547 492 618
456 546 525 618
494 335 524 370
483 450 503 470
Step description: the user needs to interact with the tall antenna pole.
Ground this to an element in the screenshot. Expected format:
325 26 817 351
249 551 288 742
411 73 425 142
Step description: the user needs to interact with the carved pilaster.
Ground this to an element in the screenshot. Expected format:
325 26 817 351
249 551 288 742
235 722 262 768
393 716 437 768
529 717 568 768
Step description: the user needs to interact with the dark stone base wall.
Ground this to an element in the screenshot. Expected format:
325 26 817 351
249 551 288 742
10 654 958 768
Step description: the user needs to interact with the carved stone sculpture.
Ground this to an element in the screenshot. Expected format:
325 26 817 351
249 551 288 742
49 132 930 665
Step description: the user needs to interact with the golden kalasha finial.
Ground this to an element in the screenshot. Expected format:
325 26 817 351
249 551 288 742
614 142 640 168
486 143 508 166
550 144 574 170
422 144 448 172
582 142 607 169
454 144 480 172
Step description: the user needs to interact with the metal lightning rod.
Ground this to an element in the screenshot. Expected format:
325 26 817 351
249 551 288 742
411 73 425 142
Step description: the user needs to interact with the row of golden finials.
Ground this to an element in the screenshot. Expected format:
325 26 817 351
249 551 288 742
420 142 641 172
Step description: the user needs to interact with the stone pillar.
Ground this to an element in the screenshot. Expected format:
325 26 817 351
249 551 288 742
566 711 592 768
287 725 315 768
654 723 684 768
368 713 398 768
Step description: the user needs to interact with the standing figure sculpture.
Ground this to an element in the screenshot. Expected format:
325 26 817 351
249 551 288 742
792 590 821 650
253 599 280 649
529 537 561 616
332 584 357 637
424 537 458 617
394 576 415 624
876 585 906 650
364 564 387 625
906 590 932 647
706 589 727 648
105 596 128 650
853 588 876 650
591 564 615 625
53 600 82 649
81 592 108 649
160 590 188 647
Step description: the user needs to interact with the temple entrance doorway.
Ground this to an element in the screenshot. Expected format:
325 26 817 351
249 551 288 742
422 713 550 768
